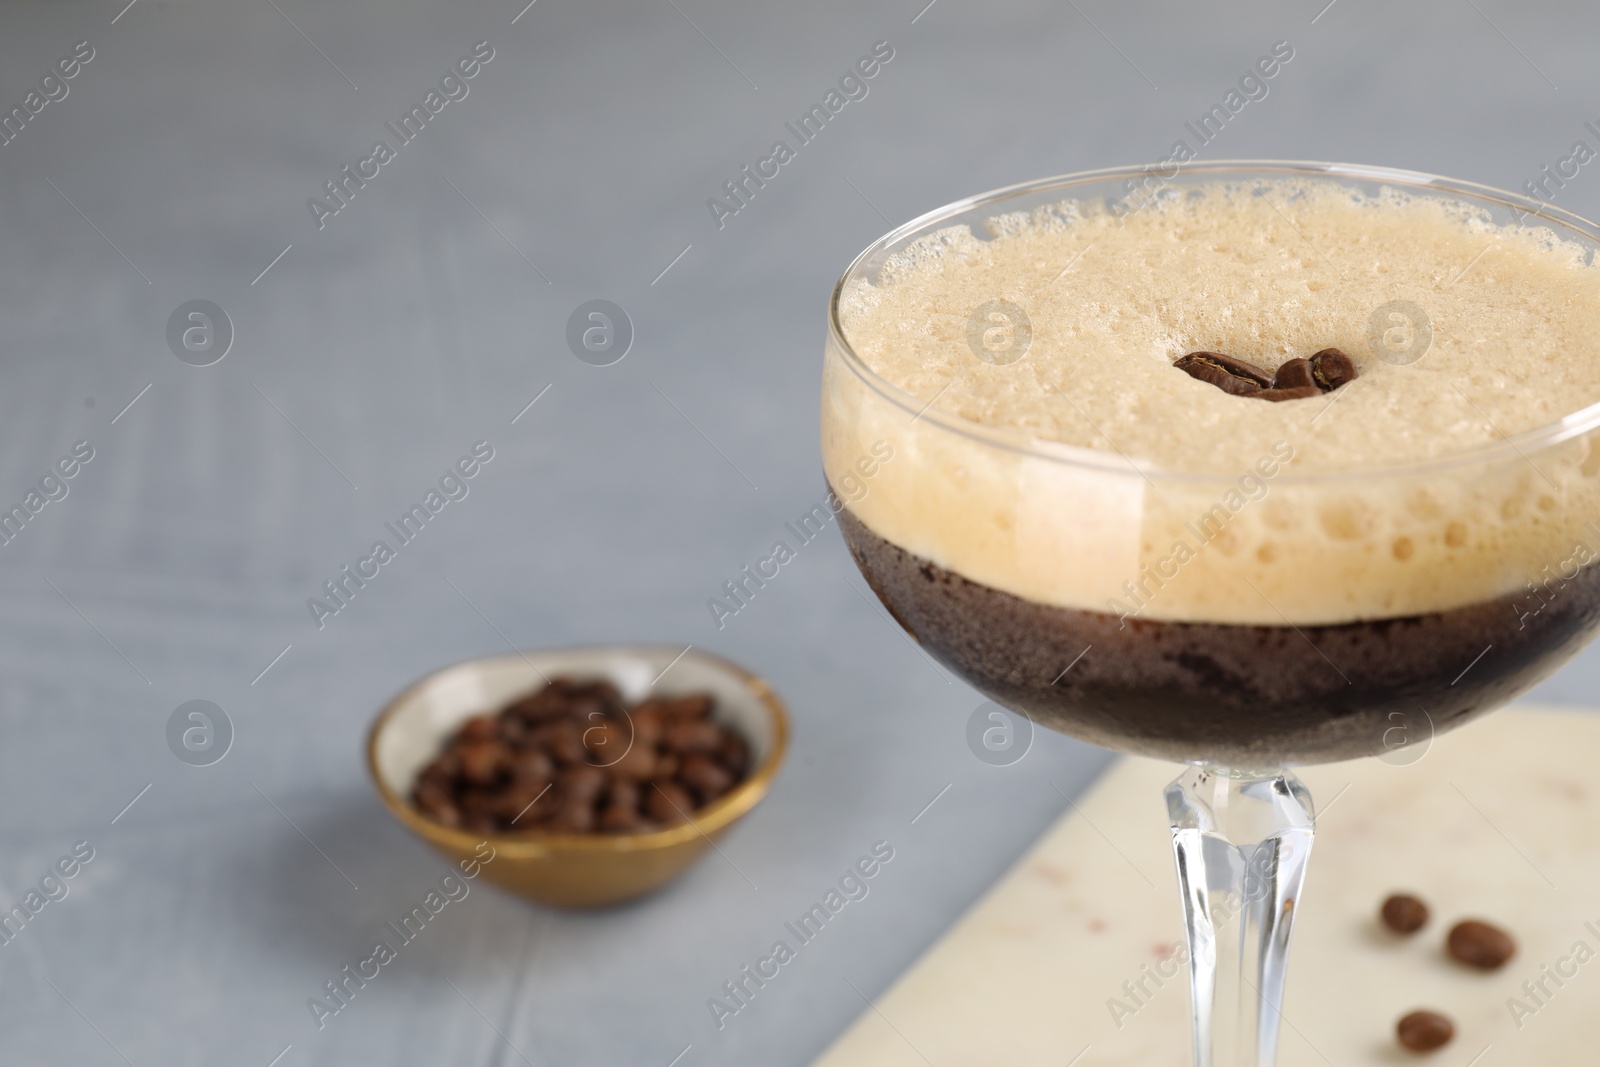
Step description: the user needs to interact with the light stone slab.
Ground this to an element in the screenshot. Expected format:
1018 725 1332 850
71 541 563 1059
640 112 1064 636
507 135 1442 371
814 706 1599 1067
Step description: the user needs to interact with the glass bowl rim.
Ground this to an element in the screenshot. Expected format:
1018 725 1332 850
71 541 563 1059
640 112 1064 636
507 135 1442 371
826 159 1600 486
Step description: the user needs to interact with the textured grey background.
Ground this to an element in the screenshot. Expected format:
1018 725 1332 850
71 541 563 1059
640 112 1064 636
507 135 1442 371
0 0 1597 1064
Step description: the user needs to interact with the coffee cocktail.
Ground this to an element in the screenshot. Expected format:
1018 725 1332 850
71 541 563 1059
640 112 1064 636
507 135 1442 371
822 163 1600 1066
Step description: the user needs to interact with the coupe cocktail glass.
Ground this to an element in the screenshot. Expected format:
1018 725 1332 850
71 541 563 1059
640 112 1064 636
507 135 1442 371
822 162 1600 1066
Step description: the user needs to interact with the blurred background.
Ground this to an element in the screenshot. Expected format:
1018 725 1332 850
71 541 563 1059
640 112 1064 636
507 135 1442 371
1 0 1597 1063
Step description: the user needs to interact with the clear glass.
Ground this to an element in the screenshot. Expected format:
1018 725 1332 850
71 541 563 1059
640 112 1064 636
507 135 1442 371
1167 767 1313 1067
820 161 1600 1065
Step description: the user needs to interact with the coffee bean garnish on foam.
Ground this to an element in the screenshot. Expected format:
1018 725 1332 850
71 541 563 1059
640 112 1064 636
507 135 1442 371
1174 347 1358 402
1310 347 1357 390
1171 351 1272 395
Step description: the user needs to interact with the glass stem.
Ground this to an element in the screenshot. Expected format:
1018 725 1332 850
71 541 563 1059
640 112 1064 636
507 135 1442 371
1166 765 1315 1067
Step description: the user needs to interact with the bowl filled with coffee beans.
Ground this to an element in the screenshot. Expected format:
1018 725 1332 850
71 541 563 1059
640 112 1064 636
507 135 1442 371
367 645 789 908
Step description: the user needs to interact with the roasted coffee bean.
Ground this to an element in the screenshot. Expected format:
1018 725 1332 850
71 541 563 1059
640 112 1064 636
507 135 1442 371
586 679 626 703
647 781 695 824
717 732 750 776
410 676 752 835
1174 352 1272 396
598 801 645 832
680 754 735 803
490 768 555 822
511 678 619 720
531 720 588 765
458 740 509 785
1255 386 1323 402
511 756 555 788
1447 919 1515 969
1311 347 1357 390
604 738 658 781
488 787 546 824
502 688 574 723
665 719 723 754
427 749 462 778
416 762 454 790
596 782 644 832
497 715 534 747
461 810 500 835
607 779 642 812
547 676 622 704
509 748 555 782
568 693 624 726
413 779 461 827
549 796 596 833
505 794 554 828
456 714 500 744
1396 1010 1454 1051
631 698 667 720
558 764 607 803
456 789 503 829
630 703 664 748
581 716 628 757
1273 357 1317 391
1380 893 1429 935
662 694 713 720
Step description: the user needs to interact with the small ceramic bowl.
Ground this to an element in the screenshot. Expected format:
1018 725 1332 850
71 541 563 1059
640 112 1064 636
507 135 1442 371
367 645 788 908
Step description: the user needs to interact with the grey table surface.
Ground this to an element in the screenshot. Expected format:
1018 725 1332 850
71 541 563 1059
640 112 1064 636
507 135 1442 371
2 0 1599 1063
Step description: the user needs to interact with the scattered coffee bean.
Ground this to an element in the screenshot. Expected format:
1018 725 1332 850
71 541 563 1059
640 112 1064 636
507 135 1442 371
1380 893 1430 935
1396 1010 1454 1052
1447 919 1515 969
1311 347 1357 390
1174 352 1272 395
1273 357 1317 390
410 676 752 835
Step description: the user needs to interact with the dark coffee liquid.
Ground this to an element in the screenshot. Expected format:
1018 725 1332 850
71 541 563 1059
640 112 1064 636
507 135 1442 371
839 505 1600 765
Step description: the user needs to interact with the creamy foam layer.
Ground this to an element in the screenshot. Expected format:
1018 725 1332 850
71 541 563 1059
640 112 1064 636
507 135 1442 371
823 178 1600 624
